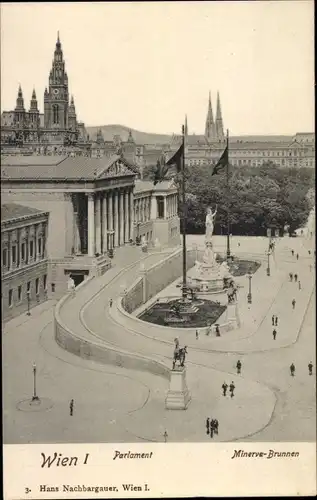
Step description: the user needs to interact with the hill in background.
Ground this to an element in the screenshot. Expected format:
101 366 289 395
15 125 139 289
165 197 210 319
86 124 172 145
86 124 294 145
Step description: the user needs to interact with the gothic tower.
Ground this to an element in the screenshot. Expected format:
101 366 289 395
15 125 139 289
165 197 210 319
44 32 69 130
14 85 26 128
215 91 224 140
205 91 215 142
29 88 40 129
68 95 77 131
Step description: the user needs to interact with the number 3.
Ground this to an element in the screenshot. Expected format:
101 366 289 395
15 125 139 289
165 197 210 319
25 487 31 494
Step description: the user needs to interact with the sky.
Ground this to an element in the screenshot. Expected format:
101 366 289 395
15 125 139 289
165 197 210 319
1 1 314 136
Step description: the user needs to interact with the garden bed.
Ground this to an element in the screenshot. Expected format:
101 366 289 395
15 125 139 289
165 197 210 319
139 298 226 328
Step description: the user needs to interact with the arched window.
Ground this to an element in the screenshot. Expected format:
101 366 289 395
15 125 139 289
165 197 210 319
53 105 59 124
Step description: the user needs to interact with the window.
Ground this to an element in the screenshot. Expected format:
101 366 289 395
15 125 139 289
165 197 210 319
36 278 39 295
51 283 55 293
18 285 22 302
38 238 42 255
53 104 59 124
43 274 47 290
157 196 165 219
9 289 13 307
21 243 25 261
27 281 31 293
2 248 7 267
30 240 34 258
12 245 17 264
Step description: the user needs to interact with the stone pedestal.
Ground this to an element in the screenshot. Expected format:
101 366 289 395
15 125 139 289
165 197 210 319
165 367 191 410
226 301 241 328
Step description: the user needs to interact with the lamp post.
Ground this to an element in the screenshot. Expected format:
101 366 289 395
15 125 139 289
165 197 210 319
267 250 271 276
26 290 31 316
247 274 252 304
32 362 40 402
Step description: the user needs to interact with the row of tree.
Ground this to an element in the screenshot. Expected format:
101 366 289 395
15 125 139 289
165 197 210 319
143 161 315 236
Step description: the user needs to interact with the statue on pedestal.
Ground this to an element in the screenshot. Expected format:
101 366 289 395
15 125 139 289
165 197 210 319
205 205 218 242
172 337 187 370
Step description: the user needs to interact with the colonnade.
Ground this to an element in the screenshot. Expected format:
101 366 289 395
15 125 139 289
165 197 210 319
134 196 151 223
78 188 134 257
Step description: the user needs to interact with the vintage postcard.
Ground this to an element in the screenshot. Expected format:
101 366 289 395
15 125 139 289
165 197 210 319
1 1 316 498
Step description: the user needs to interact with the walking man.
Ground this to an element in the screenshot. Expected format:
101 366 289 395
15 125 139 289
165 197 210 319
296 253 299 260
222 382 228 396
290 363 295 377
215 324 220 337
229 381 235 398
272 315 275 326
69 399 74 416
289 273 293 282
109 298 113 308
294 273 298 283
298 281 301 290
206 418 210 435
236 360 242 374
273 328 277 340
308 362 313 376
292 299 296 310
196 330 199 340
291 250 294 257
275 315 278 326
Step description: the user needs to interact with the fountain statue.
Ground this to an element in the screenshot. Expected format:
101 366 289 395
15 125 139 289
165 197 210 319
188 205 229 293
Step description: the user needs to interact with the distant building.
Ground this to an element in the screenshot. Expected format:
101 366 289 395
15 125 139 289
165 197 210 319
1 203 49 321
1 33 90 156
1 155 179 297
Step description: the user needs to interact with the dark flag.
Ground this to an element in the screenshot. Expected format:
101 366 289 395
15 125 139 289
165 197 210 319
212 146 228 176
166 142 184 172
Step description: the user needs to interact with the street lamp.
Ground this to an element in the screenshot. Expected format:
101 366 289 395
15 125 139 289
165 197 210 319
26 290 31 316
267 250 271 276
32 362 40 402
247 273 252 304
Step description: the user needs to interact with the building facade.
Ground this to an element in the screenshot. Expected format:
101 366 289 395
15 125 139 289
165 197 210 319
1 204 49 321
1 33 90 156
1 155 180 297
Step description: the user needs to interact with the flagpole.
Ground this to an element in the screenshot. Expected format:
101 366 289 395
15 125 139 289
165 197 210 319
181 123 187 300
226 129 231 260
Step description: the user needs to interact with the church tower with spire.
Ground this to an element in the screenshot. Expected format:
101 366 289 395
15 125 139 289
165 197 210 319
205 91 216 142
29 88 40 129
215 91 224 141
14 85 26 128
44 32 70 131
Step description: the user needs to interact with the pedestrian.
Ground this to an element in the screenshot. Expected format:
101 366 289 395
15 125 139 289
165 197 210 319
296 253 299 260
272 328 277 340
298 281 301 290
275 315 278 326
238 242 241 247
272 315 275 326
206 417 210 435
215 324 220 337
309 264 312 272
69 399 74 416
209 419 214 438
289 273 293 282
290 363 295 377
236 360 242 374
196 330 199 340
291 250 294 257
213 419 219 435
308 250 311 255
308 362 313 376
222 382 228 396
109 298 113 308
294 273 298 282
292 299 296 309
229 381 235 398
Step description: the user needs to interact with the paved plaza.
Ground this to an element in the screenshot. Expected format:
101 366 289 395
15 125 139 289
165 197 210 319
3 235 316 443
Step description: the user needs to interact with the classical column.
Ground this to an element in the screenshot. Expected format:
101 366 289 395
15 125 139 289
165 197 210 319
129 190 134 240
119 190 125 245
87 193 95 256
125 190 129 242
102 192 108 252
163 196 167 219
72 193 81 254
95 194 101 254
114 190 119 247
151 195 157 219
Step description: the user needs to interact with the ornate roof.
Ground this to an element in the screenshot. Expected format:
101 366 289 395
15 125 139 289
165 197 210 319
1 203 48 224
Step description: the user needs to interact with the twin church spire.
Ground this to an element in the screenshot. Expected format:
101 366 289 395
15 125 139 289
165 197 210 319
205 91 224 142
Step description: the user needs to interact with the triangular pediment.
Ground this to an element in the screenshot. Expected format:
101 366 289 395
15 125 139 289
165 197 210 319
97 158 136 179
